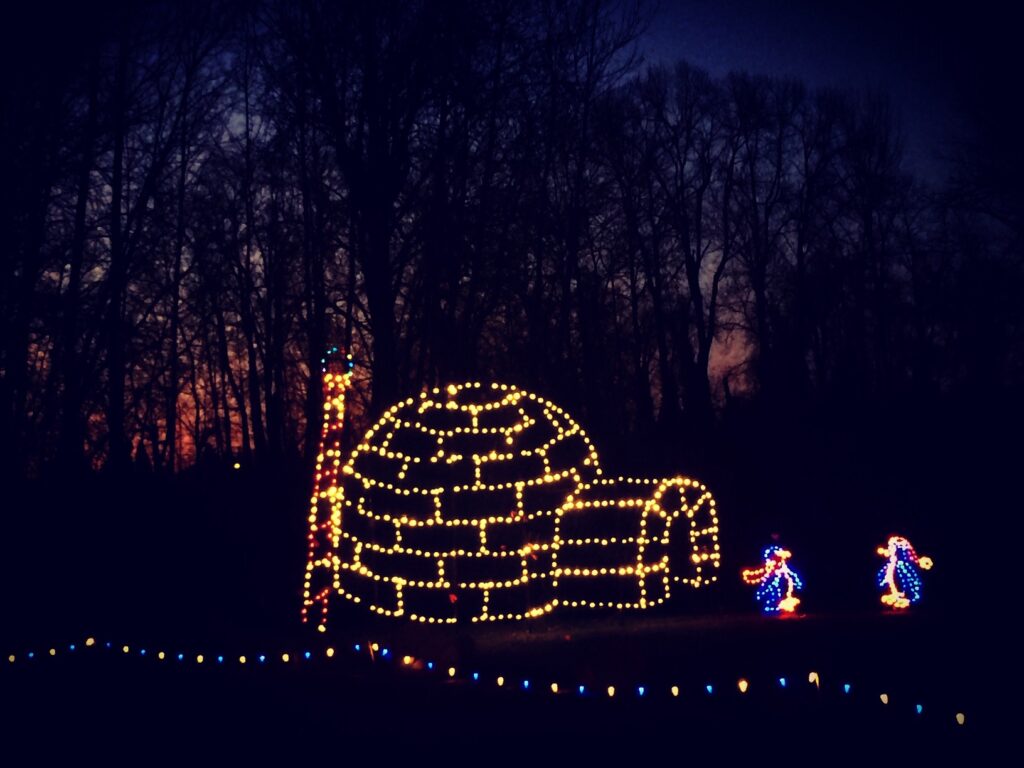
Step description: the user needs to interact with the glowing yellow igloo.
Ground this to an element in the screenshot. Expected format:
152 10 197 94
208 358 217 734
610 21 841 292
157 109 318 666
303 381 720 626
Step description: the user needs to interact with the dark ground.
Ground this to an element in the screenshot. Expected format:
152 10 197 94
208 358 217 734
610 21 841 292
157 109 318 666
0 399 1012 761
0 609 985 762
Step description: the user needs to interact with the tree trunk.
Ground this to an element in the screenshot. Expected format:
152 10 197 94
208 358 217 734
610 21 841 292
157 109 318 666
106 37 130 474
57 52 100 471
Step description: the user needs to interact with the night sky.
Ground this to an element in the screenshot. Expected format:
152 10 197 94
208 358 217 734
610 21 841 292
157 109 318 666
7 0 1015 183
643 0 1017 180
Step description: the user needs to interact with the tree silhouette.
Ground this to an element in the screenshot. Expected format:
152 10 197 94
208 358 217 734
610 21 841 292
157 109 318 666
0 0 1020 478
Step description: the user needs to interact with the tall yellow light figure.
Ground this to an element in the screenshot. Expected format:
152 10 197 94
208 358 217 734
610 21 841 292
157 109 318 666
301 347 354 630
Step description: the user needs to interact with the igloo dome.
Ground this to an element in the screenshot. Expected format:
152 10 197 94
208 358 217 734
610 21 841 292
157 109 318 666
303 379 720 626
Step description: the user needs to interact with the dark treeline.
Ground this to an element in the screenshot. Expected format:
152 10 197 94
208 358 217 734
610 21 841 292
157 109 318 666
2 0 1021 478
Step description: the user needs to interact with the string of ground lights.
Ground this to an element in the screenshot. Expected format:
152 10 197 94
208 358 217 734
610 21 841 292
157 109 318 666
2 635 968 728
